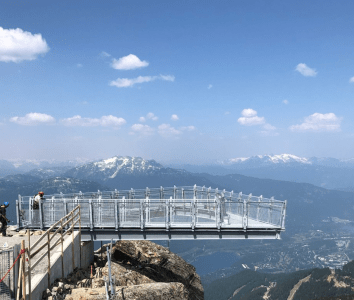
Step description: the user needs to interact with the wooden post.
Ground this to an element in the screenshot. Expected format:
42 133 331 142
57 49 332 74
71 211 75 271
47 231 51 288
60 218 64 280
21 240 26 300
27 229 32 300
16 258 22 300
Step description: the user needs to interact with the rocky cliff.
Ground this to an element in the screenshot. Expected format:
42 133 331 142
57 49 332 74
44 240 204 300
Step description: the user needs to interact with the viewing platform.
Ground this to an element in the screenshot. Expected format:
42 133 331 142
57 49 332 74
16 185 287 241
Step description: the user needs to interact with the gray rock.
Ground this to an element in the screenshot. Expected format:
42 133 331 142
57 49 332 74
99 240 204 300
114 282 189 300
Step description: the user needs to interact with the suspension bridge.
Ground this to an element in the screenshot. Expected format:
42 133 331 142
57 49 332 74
16 185 287 241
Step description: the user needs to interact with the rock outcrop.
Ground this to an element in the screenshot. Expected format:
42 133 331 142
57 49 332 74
97 240 204 300
43 240 204 300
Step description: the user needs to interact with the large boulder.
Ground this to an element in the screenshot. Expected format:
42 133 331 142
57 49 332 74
100 240 204 300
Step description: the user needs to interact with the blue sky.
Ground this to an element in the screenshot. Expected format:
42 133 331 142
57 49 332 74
1 0 354 163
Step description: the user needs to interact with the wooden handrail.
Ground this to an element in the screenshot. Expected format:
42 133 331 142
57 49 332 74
23 205 81 299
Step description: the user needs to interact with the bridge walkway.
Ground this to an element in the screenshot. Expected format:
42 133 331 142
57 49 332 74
16 185 287 241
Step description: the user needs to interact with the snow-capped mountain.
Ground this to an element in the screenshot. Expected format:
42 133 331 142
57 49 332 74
224 154 354 168
64 156 213 189
65 156 164 179
226 154 311 166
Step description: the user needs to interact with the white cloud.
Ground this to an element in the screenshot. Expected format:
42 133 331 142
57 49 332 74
111 54 149 70
146 112 158 121
158 124 181 137
171 114 179 121
238 109 277 134
0 27 49 63
77 63 83 68
100 51 111 58
283 99 289 104
180 126 196 131
160 75 175 81
208 84 213 89
130 124 154 136
139 113 158 122
263 123 276 131
295 63 317 77
260 130 279 137
110 75 175 88
10 113 55 125
238 109 265 125
61 115 126 128
349 77 354 83
290 113 341 132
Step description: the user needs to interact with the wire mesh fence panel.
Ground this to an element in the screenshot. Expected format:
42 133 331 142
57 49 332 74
170 200 192 226
119 201 141 227
78 201 91 227
196 201 216 225
0 248 14 300
147 200 167 227
98 201 116 227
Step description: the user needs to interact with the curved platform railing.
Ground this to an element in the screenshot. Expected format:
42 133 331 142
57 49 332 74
16 185 287 240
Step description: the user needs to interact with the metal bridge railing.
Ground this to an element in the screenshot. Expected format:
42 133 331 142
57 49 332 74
16 186 287 232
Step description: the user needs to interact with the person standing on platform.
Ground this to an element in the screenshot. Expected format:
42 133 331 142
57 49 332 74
0 202 10 236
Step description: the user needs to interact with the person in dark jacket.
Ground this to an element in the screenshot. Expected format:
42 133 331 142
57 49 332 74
0 202 10 236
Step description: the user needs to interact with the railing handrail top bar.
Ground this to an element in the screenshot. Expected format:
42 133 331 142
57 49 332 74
19 185 284 203
22 198 285 204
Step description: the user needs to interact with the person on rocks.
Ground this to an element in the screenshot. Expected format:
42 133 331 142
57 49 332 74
0 202 10 236
33 191 44 209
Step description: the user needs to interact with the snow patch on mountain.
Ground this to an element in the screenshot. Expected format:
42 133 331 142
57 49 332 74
65 156 165 181
227 154 311 165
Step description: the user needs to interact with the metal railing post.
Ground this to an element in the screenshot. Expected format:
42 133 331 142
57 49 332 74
89 199 93 231
16 199 20 230
165 198 170 231
106 244 115 297
39 198 44 230
257 195 262 221
242 196 248 230
192 197 196 230
18 194 22 225
145 197 150 224
281 200 287 229
98 192 102 226
122 196 126 223
114 198 119 231
269 197 274 225
238 192 242 215
160 186 164 199
140 199 144 231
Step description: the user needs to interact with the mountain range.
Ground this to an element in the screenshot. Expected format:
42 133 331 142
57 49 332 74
1 154 354 298
169 154 354 191
205 260 354 300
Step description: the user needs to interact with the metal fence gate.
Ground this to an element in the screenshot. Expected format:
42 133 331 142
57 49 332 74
0 246 19 300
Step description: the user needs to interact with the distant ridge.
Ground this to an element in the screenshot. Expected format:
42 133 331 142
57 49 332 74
63 155 213 189
223 153 354 167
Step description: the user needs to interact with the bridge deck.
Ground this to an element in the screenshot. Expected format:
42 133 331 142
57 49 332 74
16 186 287 241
